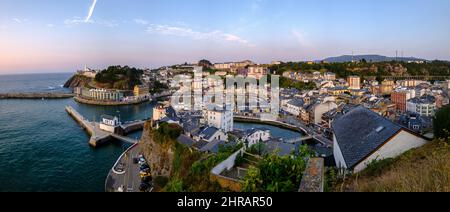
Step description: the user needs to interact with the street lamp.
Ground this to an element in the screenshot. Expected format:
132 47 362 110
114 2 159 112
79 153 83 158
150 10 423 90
116 110 121 123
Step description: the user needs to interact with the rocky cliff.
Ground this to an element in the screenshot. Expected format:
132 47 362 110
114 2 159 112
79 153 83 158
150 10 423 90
63 74 93 88
139 122 176 178
139 122 204 191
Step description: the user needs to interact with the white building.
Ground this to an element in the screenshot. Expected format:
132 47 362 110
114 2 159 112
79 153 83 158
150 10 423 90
244 128 271 147
197 127 227 142
332 106 428 173
100 115 120 133
310 101 338 125
214 62 234 70
152 105 167 121
398 80 427 88
271 61 282 65
77 65 98 78
81 88 124 101
406 95 436 117
324 72 336 81
284 99 305 116
205 108 234 133
347 76 361 90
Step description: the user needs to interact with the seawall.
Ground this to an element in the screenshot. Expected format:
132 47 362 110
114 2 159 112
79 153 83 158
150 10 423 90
0 92 75 99
74 96 149 106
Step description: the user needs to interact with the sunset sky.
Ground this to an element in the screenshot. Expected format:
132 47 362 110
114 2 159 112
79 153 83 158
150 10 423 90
1 0 449 74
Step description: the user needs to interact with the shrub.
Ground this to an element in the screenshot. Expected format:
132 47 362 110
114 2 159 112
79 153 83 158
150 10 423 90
433 105 450 139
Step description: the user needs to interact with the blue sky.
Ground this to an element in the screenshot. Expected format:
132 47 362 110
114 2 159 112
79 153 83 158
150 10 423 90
0 0 449 73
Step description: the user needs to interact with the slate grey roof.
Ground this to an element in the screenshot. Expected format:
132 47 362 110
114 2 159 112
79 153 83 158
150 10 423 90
166 106 178 118
193 140 208 149
160 116 180 123
101 115 116 120
182 119 201 134
229 130 246 139
200 139 226 153
331 106 403 169
199 126 219 140
177 135 195 147
264 140 296 156
287 99 305 107
408 95 436 104
245 128 270 137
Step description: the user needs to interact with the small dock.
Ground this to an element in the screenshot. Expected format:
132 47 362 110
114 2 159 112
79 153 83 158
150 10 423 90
65 106 144 147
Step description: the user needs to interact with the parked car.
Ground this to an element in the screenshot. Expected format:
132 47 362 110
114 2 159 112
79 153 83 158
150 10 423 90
142 176 152 184
140 164 150 170
116 164 124 172
140 172 151 178
138 158 146 165
139 183 150 192
141 168 150 173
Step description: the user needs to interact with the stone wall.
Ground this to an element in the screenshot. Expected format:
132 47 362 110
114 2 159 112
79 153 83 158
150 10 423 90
299 158 325 192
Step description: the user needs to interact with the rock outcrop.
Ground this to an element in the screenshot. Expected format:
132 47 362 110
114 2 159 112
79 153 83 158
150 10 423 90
139 122 203 191
139 122 176 178
64 74 92 88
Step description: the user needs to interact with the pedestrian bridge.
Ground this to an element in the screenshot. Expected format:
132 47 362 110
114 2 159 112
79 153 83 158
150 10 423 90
284 136 313 144
66 106 142 147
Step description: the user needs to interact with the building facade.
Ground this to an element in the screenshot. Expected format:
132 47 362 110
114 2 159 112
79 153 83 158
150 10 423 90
309 101 338 125
245 128 271 147
134 85 149 97
100 115 120 133
285 99 304 116
205 108 234 133
406 95 436 117
80 88 124 101
347 76 361 90
332 107 427 173
152 105 167 121
324 72 336 81
247 66 268 80
391 91 413 112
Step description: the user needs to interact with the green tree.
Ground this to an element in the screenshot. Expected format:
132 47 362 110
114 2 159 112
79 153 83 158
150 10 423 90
164 177 184 192
198 59 212 68
433 105 450 139
279 77 316 91
241 145 313 192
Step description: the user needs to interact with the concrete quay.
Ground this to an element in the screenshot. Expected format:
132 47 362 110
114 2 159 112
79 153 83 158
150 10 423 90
65 106 143 147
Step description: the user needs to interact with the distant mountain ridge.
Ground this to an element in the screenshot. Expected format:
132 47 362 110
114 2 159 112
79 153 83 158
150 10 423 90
321 55 426 63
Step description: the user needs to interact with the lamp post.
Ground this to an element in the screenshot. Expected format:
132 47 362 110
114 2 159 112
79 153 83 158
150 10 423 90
116 110 121 124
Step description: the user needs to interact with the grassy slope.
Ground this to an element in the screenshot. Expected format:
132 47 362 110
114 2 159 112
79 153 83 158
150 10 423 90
335 140 450 192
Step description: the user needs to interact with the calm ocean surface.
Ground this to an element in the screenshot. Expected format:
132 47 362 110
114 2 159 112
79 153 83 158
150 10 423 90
0 73 300 192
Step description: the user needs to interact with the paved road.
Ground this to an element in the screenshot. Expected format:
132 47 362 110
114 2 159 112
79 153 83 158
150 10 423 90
105 144 143 192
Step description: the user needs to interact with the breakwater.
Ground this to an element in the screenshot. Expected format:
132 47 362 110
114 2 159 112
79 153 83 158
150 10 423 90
0 92 75 99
